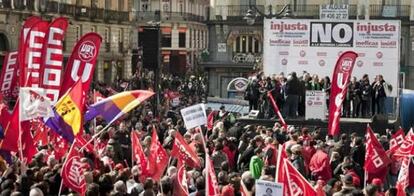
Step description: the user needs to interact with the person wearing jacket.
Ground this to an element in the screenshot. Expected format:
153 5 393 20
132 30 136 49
249 148 264 179
283 72 301 118
309 143 332 182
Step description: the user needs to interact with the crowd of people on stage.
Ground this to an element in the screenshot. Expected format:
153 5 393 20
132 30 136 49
0 70 403 196
244 71 393 119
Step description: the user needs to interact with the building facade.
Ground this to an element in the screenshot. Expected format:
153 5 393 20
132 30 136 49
132 0 209 76
205 0 414 98
0 0 135 84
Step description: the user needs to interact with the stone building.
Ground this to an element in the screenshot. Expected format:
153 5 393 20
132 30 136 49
0 0 133 84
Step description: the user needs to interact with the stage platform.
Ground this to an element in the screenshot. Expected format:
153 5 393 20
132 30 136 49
236 116 399 136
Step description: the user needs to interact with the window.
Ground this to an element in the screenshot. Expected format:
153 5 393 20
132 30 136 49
141 0 149 11
162 34 172 48
189 29 192 48
179 2 184 14
105 0 111 10
179 33 186 48
233 35 260 54
118 0 124 11
104 28 110 52
90 26 96 33
75 25 81 41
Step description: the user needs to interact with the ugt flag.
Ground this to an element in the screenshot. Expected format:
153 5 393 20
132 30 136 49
364 125 391 173
328 51 358 136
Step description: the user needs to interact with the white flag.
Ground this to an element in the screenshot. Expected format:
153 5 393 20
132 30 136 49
19 87 54 121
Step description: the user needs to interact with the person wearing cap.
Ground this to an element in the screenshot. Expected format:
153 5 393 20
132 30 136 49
371 178 385 196
341 162 361 188
332 174 363 196
309 142 332 182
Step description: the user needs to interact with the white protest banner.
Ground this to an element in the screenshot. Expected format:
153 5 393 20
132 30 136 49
305 90 327 120
263 19 400 97
19 87 54 121
255 180 283 196
180 104 207 129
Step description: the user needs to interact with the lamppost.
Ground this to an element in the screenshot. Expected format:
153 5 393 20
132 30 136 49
146 18 162 116
243 1 293 25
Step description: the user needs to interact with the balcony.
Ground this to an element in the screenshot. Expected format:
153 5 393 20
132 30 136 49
135 11 207 23
211 4 410 21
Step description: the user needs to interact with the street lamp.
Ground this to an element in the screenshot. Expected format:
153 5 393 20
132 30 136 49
244 1 293 25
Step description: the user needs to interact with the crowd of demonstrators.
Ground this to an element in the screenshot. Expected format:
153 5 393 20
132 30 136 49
244 71 393 119
0 67 402 196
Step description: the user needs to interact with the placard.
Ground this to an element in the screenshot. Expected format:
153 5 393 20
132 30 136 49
255 180 283 196
320 4 349 20
305 90 327 120
180 104 207 129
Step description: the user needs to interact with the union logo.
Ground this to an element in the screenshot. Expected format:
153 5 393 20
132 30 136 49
78 41 97 62
340 58 353 72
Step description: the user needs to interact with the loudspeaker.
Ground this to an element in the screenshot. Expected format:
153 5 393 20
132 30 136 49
249 110 260 119
139 29 159 70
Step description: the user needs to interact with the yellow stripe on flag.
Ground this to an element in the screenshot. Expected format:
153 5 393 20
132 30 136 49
55 94 83 135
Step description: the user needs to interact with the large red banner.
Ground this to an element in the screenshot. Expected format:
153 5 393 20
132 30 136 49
0 52 18 99
17 16 42 87
20 21 49 87
328 51 358 136
40 17 68 104
364 125 391 173
60 33 102 97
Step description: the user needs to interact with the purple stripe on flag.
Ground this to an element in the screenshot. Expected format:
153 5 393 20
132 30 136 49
85 100 122 123
44 111 75 142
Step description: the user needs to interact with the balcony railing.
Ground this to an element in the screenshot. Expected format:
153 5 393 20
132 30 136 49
0 1 130 23
135 11 207 22
212 4 410 20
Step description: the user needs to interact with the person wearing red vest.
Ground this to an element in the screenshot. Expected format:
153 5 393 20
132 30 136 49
309 142 332 182
263 137 278 166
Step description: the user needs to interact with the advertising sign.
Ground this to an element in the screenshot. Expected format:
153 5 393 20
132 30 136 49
320 4 349 20
305 90 327 120
263 19 400 97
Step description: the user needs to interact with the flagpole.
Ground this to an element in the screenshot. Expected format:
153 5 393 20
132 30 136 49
58 140 76 196
79 121 113 151
364 170 368 190
275 144 283 182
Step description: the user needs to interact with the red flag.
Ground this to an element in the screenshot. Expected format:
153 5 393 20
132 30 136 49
61 142 87 195
39 17 68 104
396 156 410 196
171 132 201 168
268 91 288 130
18 16 42 87
388 128 405 154
49 131 69 160
21 127 37 163
131 131 149 182
74 134 94 153
328 51 358 136
394 128 414 157
20 20 49 87
173 164 189 196
364 125 391 173
275 144 288 183
206 111 215 131
60 33 102 97
206 154 220 196
32 119 49 146
147 127 169 181
0 103 19 152
283 158 317 196
0 52 18 99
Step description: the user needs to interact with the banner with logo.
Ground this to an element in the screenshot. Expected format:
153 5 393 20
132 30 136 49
40 17 68 104
60 33 102 97
263 19 400 97
328 51 358 136
0 52 18 99
305 90 326 120
20 20 49 87
18 16 42 87
180 104 207 130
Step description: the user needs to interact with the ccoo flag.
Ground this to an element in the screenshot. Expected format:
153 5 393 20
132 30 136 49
84 90 154 124
45 80 85 142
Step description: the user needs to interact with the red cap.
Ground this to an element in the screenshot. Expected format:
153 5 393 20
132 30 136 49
372 178 382 186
